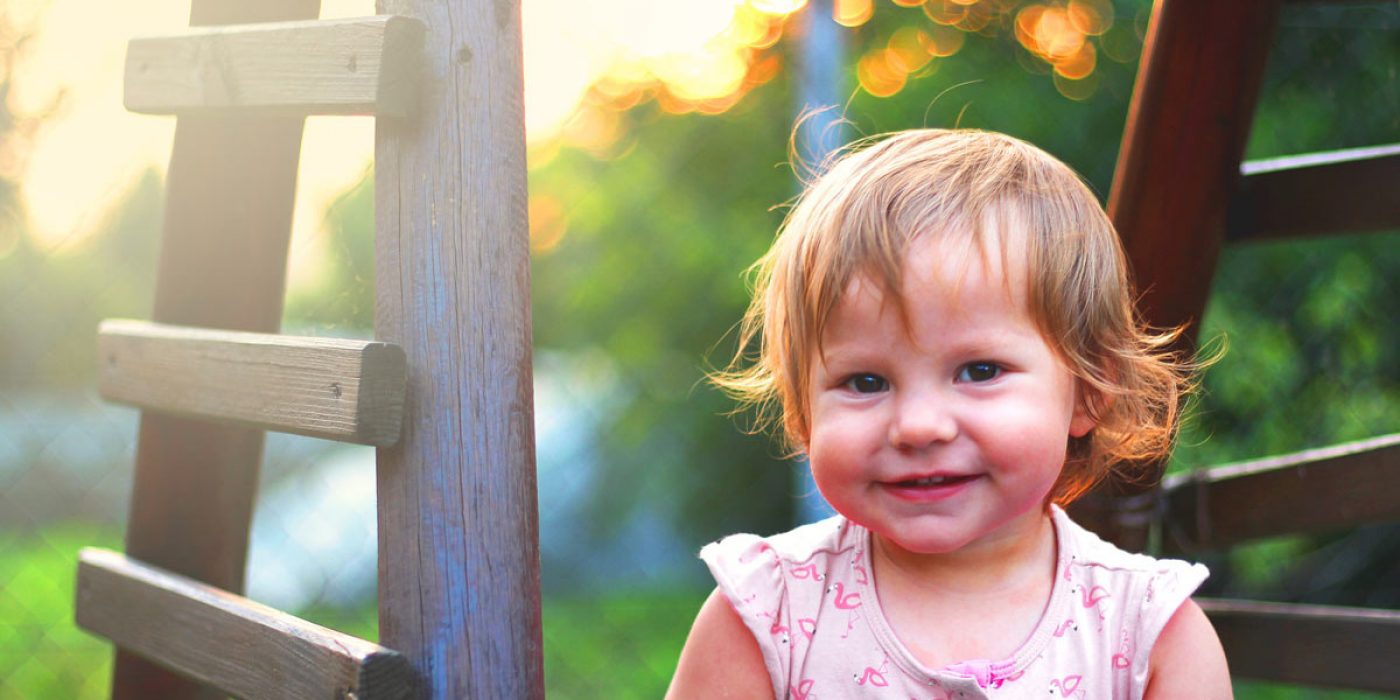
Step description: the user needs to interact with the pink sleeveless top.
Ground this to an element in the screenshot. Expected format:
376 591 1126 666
700 505 1207 699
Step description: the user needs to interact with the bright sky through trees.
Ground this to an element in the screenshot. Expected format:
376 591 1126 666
11 0 770 288
12 0 1117 294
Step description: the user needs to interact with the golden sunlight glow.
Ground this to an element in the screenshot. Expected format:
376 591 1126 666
835 0 875 28
750 0 809 15
887 27 934 74
561 0 802 125
1014 1 1111 96
17 0 1131 265
16 0 800 266
528 194 569 252
1067 0 1113 36
858 49 908 98
923 0 996 32
1053 40 1096 79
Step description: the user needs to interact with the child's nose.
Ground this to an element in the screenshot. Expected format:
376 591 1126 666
888 392 957 450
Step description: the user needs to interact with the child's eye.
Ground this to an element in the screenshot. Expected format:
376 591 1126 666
843 374 888 394
958 362 1001 382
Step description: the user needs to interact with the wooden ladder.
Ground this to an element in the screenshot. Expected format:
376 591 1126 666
1072 0 1400 693
74 1 542 698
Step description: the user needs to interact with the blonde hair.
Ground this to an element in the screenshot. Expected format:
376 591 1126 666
713 128 1199 505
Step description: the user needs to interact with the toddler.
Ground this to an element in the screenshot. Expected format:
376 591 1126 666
668 129 1229 698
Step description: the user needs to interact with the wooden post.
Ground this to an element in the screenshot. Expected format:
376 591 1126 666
112 2 320 697
373 0 543 697
1072 0 1282 548
1107 0 1281 338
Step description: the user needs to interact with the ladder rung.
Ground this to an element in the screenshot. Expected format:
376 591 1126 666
124 15 423 117
1160 433 1400 553
1229 144 1400 243
76 548 416 700
99 319 406 446
1201 598 1400 693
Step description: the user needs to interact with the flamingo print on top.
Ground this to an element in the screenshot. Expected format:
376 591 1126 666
700 505 1207 699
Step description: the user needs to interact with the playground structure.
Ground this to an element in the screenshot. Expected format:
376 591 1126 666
71 0 1398 698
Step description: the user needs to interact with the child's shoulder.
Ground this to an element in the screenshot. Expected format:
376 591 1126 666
702 514 857 567
698 515 865 617
1050 505 1212 682
1052 505 1206 583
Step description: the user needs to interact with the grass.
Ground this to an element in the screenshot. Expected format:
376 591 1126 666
2 525 1395 698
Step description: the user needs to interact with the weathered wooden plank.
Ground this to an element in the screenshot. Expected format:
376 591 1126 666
1073 0 1282 549
1160 434 1400 554
99 319 406 446
374 0 543 697
1200 598 1400 693
1228 144 1400 243
78 548 417 700
125 15 423 117
113 3 320 696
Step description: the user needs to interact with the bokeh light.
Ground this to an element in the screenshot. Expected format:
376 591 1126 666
1012 0 1114 94
835 0 876 27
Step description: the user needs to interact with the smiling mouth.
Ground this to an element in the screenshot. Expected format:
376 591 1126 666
892 474 979 488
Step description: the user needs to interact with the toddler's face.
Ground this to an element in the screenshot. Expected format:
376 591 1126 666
805 234 1095 559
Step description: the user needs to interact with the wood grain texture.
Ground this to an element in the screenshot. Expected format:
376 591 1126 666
1107 0 1281 339
1229 144 1400 242
373 0 543 697
100 319 406 446
112 2 321 696
125 15 423 117
1161 434 1400 554
78 548 418 700
1072 0 1282 549
1200 598 1400 692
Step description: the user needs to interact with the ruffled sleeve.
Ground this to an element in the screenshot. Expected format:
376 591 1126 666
1130 559 1210 698
700 534 792 698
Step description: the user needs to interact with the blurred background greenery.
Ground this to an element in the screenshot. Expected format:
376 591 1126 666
0 0 1396 697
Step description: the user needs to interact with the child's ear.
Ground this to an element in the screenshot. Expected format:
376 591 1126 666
1070 380 1107 438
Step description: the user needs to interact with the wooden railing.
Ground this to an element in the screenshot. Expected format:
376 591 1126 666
1162 434 1400 554
1077 0 1400 693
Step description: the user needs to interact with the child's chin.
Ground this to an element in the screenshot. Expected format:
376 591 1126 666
875 531 973 557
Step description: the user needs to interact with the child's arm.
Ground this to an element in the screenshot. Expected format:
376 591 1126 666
666 588 775 700
1144 598 1233 699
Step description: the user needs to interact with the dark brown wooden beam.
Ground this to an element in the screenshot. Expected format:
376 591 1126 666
1228 144 1400 243
1201 598 1400 693
78 549 418 700
112 2 321 697
1160 433 1400 554
1108 0 1282 346
374 0 543 697
1074 0 1283 549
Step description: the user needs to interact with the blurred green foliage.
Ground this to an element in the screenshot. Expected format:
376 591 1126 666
0 527 117 699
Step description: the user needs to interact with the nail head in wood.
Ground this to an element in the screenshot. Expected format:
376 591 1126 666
98 319 407 446
123 15 424 117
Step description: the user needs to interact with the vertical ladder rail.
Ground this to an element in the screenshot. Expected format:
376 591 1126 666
112 1 321 697
373 0 544 697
